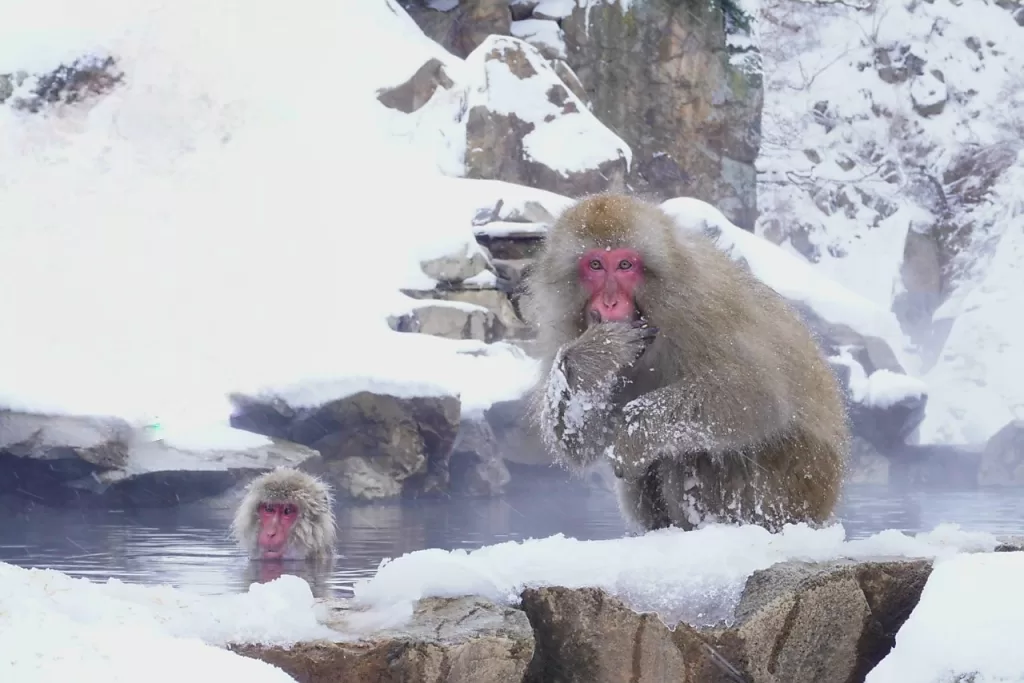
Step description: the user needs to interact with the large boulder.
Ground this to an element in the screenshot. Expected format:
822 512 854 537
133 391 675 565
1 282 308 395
0 410 320 507
388 301 508 343
521 559 932 683
403 283 531 340
483 397 550 467
230 391 461 501
803 306 928 450
978 420 1024 486
463 36 632 198
0 411 134 500
449 418 512 497
234 595 534 683
559 1 763 228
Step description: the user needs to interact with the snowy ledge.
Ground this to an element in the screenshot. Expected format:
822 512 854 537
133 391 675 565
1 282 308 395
5 524 1024 683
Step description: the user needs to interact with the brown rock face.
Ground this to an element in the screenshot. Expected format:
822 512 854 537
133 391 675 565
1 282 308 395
377 57 456 113
464 36 630 199
520 559 932 683
560 1 763 228
232 558 940 683
234 596 534 683
455 0 513 57
401 0 512 59
230 391 461 500
389 302 508 343
449 418 512 496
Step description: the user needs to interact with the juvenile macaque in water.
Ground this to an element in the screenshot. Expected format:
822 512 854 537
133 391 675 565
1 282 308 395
521 194 849 532
231 468 336 561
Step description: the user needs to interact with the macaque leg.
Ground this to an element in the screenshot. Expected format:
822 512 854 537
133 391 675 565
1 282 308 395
614 468 672 532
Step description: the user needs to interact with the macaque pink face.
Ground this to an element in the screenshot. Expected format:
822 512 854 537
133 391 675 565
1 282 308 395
579 248 644 323
257 501 300 559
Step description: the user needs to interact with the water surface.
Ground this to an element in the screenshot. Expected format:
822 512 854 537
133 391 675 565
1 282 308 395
2 481 1023 598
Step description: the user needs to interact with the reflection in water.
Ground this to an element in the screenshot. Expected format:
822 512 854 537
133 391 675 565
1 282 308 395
2 483 1024 598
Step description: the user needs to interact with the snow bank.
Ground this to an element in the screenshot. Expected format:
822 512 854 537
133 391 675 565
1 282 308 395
0 562 333 683
918 160 1024 444
661 197 910 355
866 551 1024 683
352 522 997 628
0 0 536 443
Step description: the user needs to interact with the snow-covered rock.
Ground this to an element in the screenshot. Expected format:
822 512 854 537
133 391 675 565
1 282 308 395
389 300 507 344
0 55 122 112
230 386 463 501
0 410 319 506
463 35 632 197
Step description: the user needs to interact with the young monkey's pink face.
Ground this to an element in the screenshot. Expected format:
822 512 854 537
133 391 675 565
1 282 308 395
578 248 644 324
257 501 300 560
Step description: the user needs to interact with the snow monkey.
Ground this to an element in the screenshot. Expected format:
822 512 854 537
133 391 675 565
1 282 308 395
521 194 849 533
232 468 337 561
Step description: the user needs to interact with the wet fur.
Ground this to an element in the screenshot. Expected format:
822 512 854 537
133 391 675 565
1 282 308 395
521 194 849 532
231 468 337 560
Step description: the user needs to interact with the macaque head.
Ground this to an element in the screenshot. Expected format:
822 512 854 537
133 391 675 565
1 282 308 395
578 247 644 324
231 468 336 562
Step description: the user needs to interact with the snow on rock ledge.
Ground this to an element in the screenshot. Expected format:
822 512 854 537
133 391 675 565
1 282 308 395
0 410 319 507
462 35 632 197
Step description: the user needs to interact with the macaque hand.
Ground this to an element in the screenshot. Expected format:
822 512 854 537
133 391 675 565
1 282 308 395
565 318 658 388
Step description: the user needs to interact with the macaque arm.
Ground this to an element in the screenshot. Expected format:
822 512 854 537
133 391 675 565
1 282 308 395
537 345 618 470
607 382 783 480
537 323 655 470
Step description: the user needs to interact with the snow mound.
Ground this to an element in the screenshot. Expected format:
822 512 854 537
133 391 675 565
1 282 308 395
866 551 1024 683
0 562 333 683
0 0 538 444
352 522 997 628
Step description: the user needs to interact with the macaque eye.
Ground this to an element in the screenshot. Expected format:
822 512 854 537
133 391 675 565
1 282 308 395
618 259 633 270
589 259 603 271
261 503 275 514
282 505 297 516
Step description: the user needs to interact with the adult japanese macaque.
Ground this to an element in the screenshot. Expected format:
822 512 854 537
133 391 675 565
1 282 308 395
231 468 337 561
521 194 849 533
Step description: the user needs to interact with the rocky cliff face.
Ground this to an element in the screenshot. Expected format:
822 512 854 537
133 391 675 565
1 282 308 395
399 0 764 229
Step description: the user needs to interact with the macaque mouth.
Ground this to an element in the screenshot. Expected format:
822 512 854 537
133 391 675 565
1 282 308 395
588 305 645 326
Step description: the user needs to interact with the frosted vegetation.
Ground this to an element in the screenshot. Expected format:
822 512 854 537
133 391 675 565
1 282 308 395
755 0 1024 443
